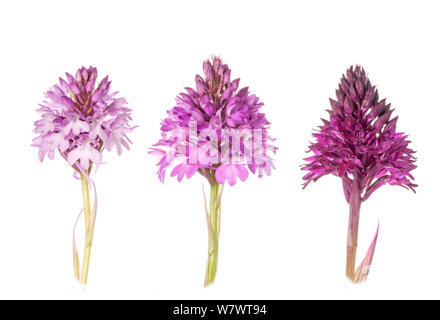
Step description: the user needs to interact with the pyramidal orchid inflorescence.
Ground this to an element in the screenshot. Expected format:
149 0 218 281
150 56 276 286
302 65 416 282
33 66 134 172
32 66 135 284
150 56 276 186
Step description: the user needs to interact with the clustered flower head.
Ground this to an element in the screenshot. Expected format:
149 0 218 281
150 56 276 186
302 65 416 201
32 66 134 173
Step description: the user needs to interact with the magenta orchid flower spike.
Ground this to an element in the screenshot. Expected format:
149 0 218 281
33 66 134 284
150 56 276 286
302 65 417 282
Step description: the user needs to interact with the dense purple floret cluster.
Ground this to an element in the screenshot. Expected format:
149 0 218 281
302 65 416 201
33 66 134 173
150 57 276 186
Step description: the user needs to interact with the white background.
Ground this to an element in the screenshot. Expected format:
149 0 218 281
0 0 439 299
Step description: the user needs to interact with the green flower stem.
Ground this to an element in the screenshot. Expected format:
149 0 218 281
81 173 91 231
80 173 93 284
204 175 220 287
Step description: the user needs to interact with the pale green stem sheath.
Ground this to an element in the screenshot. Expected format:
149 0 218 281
80 173 93 284
204 177 220 287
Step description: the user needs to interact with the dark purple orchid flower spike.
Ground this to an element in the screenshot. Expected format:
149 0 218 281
302 65 417 282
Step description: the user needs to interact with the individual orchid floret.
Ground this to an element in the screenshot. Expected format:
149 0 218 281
150 56 276 286
302 65 416 283
32 66 135 284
